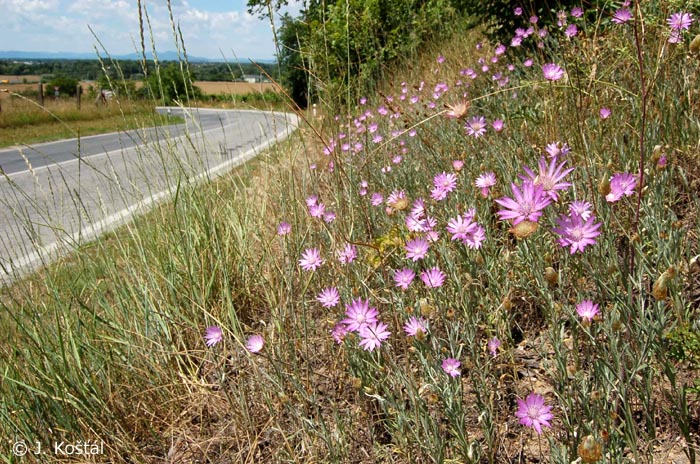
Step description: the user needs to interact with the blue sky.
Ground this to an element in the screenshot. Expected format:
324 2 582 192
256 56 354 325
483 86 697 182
0 0 303 60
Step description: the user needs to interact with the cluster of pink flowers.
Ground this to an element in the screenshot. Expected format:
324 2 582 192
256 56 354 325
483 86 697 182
446 209 485 249
204 326 264 354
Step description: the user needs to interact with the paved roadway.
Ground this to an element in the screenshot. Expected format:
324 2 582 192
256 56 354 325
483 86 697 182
0 107 298 283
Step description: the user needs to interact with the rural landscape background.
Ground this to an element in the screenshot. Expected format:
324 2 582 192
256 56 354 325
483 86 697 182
1 0 699 463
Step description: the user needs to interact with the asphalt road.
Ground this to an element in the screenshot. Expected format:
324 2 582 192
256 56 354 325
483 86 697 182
0 107 298 283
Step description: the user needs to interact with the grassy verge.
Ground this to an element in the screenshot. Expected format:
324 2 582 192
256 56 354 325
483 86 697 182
1 4 700 464
0 98 183 148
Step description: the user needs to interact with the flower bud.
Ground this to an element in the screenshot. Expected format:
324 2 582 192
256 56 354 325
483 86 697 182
652 266 676 300
502 295 513 311
509 220 538 239
545 267 558 285
598 175 611 196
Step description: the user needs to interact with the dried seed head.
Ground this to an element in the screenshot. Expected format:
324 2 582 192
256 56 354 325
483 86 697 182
545 267 559 285
509 220 539 239
388 197 409 211
419 299 436 318
444 100 471 119
690 34 700 54
578 435 603 463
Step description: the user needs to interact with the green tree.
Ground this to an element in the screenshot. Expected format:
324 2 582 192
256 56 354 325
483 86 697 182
46 75 80 97
142 63 202 105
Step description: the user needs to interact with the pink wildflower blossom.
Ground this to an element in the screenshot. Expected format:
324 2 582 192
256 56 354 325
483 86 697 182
246 335 264 353
359 322 391 351
576 300 600 322
299 248 324 271
552 212 602 254
542 63 565 81
495 181 553 224
420 267 446 288
404 316 428 336
515 393 553 434
277 222 291 236
394 268 416 290
341 298 379 332
317 287 340 308
475 172 497 197
442 358 461 377
466 116 488 137
405 238 430 261
204 326 223 347
606 172 637 202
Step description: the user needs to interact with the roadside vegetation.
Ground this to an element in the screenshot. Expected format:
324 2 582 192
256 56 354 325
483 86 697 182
0 97 181 148
1 1 699 463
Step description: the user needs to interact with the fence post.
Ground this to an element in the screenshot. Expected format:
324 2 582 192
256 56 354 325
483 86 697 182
38 83 44 106
76 84 82 109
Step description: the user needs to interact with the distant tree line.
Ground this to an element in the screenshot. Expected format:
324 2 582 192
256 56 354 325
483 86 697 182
0 59 276 83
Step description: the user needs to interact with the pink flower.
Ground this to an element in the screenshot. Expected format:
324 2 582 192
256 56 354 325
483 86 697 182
316 287 340 308
308 202 325 218
495 181 553 225
431 172 458 201
393 268 416 290
520 156 574 201
299 248 324 271
405 238 430 261
515 393 553 434
446 213 477 241
599 107 611 119
277 221 291 236
246 334 264 353
341 298 379 332
668 12 693 30
571 7 583 18
576 300 600 322
476 172 497 197
569 200 592 220
605 172 637 203
612 8 632 24
442 358 461 377
453 160 464 171
323 211 336 223
331 323 349 344
545 141 570 158
336 244 358 264
552 212 602 254
204 326 223 347
488 337 501 356
371 193 384 206
542 63 565 81
420 267 446 288
492 119 504 132
466 116 488 137
359 322 391 351
404 316 428 336
565 24 578 38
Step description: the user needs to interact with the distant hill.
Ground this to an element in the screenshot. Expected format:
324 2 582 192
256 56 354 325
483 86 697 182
0 50 276 64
